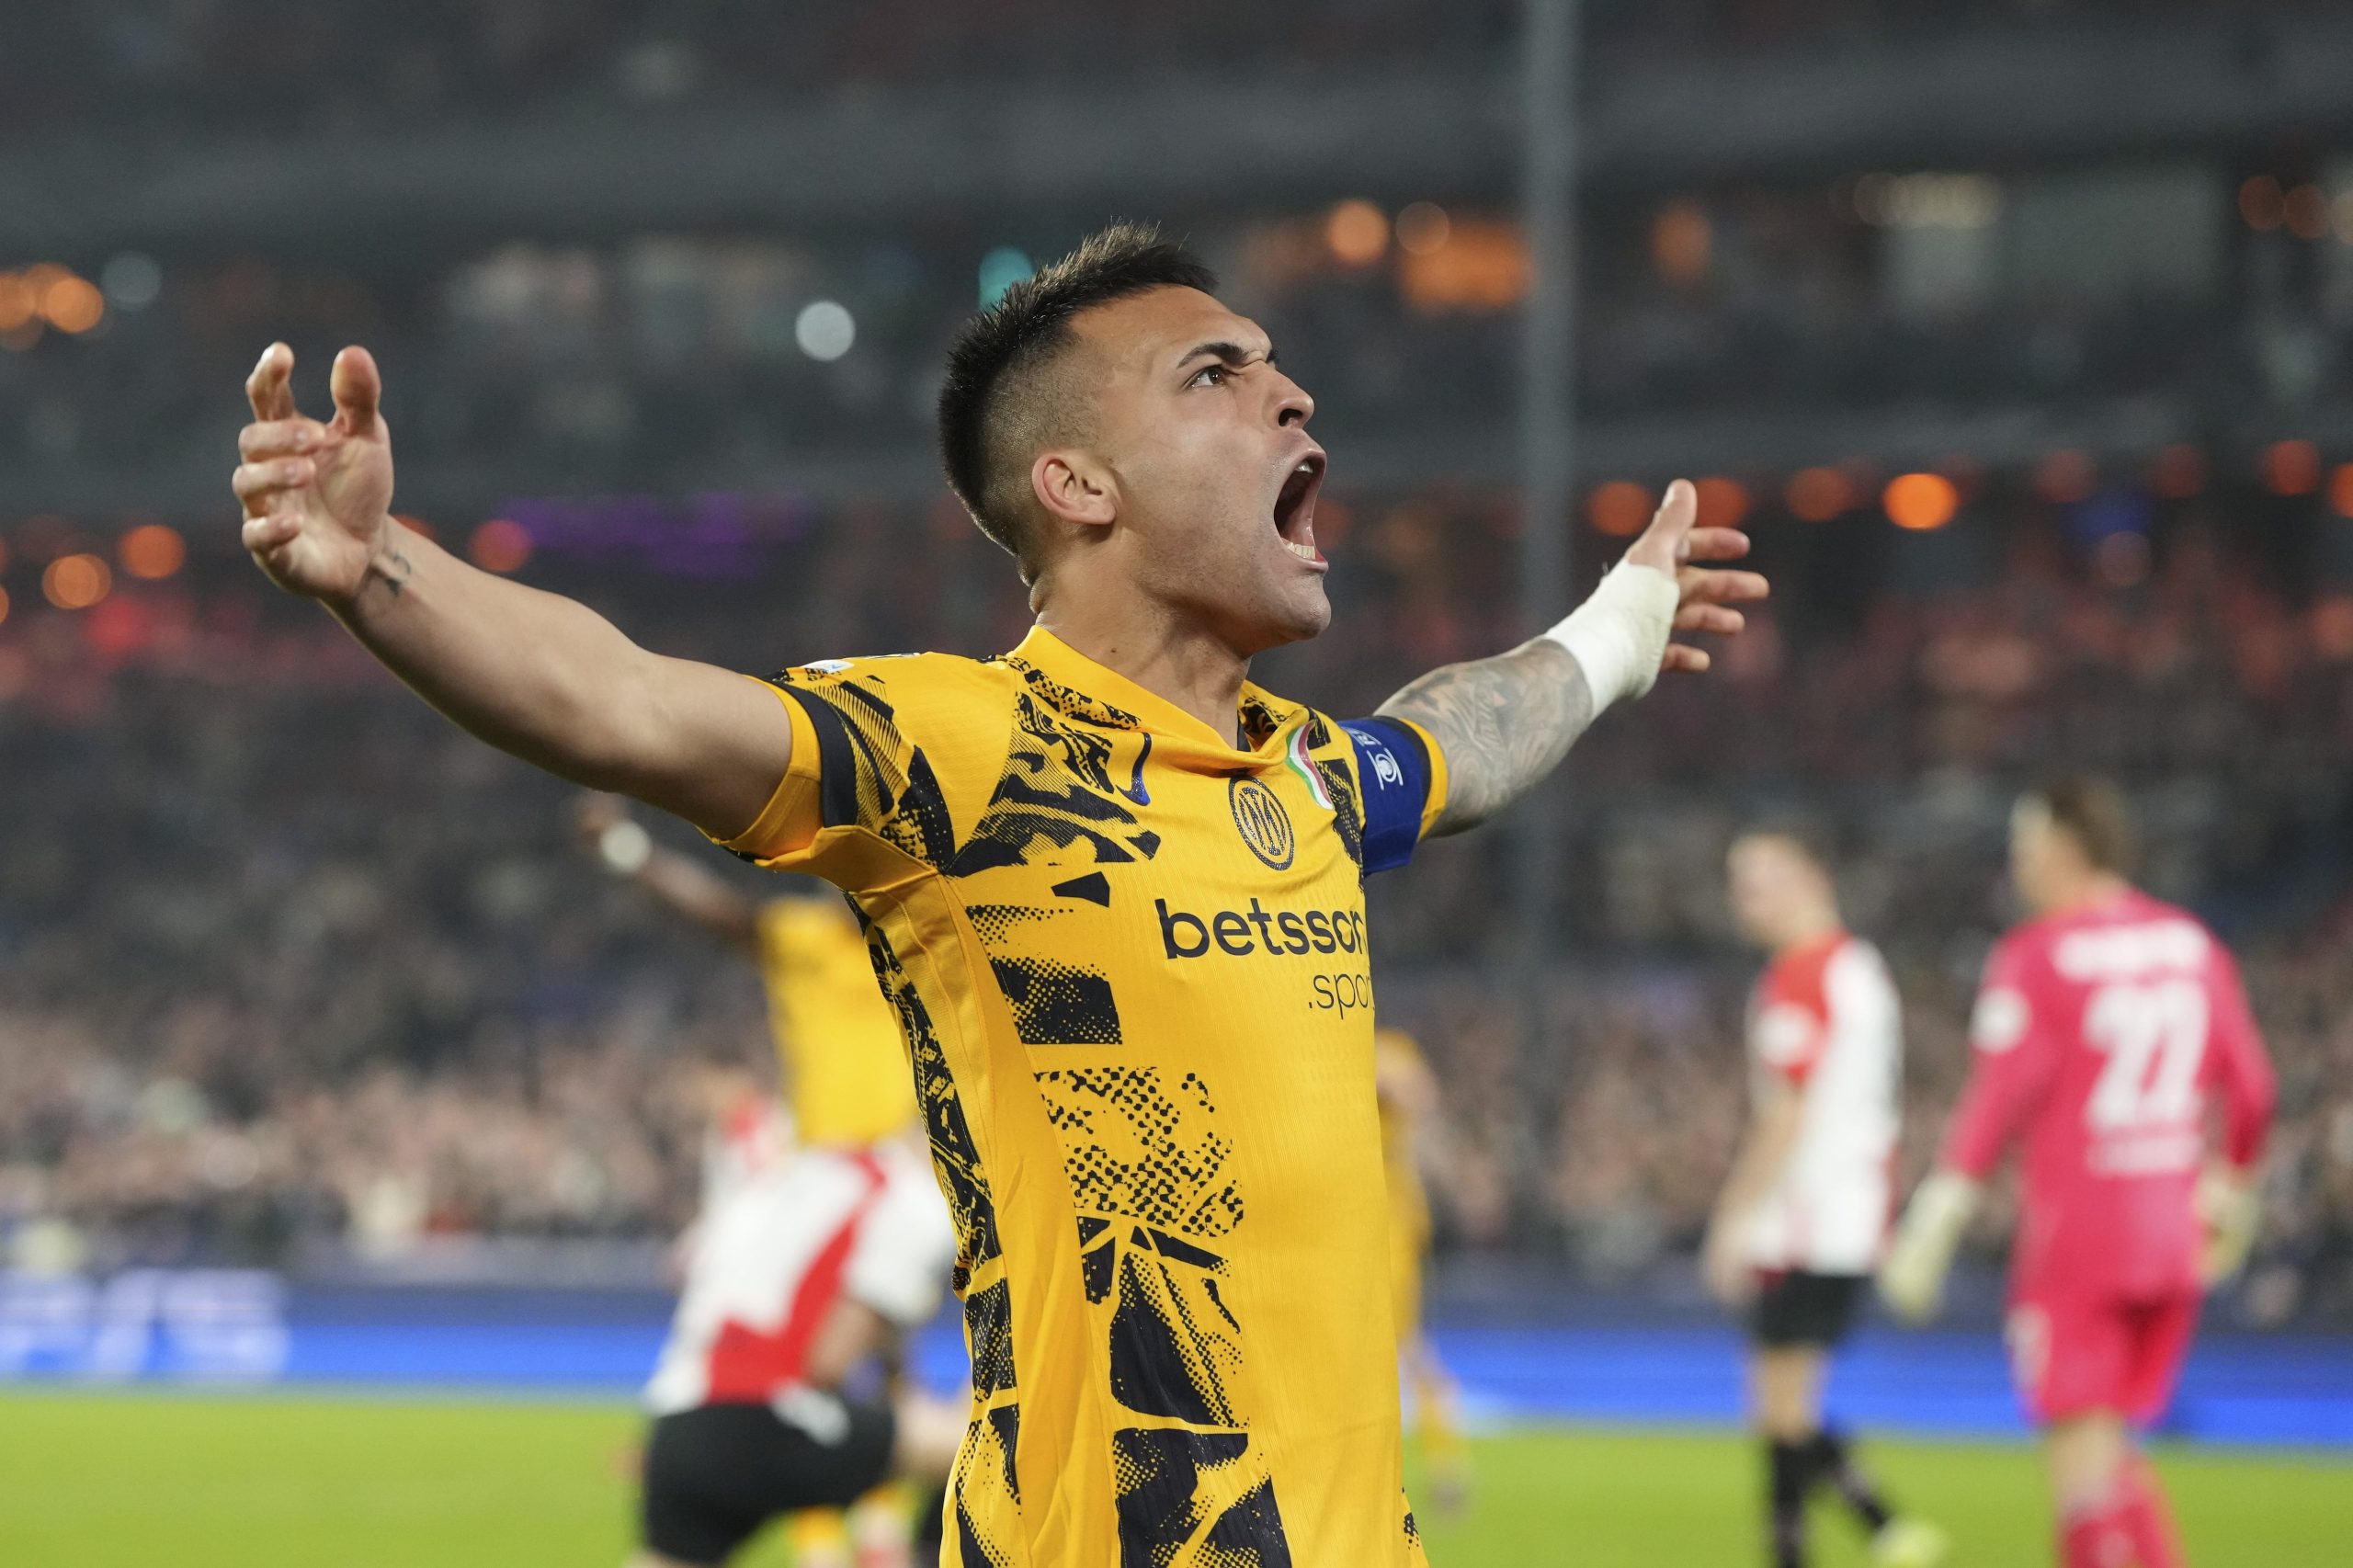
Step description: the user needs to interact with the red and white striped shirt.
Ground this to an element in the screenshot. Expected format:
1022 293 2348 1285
645 1136 955 1416
1740 930 1904 1275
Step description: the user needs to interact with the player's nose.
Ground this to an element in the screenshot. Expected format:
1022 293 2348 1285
1270 368 1314 429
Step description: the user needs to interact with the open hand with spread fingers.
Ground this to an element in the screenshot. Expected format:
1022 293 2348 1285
233 343 397 606
1623 478 1770 676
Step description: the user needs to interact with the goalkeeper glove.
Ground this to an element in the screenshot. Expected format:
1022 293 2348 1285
2197 1165 2261 1286
1879 1171 1981 1324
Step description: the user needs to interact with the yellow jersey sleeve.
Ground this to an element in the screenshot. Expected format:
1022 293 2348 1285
711 654 1016 883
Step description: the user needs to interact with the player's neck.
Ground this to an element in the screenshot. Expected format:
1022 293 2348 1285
1030 597 1251 744
1772 910 1843 957
2037 871 2133 921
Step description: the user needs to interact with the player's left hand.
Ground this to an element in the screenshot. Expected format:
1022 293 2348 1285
1623 479 1769 675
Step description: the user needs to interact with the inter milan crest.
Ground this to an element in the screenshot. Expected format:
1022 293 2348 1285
1228 775 1296 870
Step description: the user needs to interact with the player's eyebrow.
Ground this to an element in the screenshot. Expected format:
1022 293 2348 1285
1176 339 1278 373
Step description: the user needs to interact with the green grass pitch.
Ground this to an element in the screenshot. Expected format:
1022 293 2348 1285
1 1391 2345 1566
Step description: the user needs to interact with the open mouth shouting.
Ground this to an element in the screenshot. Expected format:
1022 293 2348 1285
1272 449 1328 568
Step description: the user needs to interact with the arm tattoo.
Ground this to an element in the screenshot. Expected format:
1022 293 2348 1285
1375 638 1597 836
365 548 415 603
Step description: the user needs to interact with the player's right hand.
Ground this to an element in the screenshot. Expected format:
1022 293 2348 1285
1700 1224 1754 1309
234 343 396 605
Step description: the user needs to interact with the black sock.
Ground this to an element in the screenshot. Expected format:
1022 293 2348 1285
1767 1438 1812 1568
1806 1427 1893 1534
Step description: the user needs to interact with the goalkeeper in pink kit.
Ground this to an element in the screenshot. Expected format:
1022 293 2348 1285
1881 779 2276 1568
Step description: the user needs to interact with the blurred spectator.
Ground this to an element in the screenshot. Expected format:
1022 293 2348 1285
3 490 2349 1327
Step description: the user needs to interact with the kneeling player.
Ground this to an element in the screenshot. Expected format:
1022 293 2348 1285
1704 829 1947 1568
633 1127 964 1568
1882 779 2276 1568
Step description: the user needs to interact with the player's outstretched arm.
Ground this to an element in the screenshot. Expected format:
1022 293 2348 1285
233 344 788 841
574 795 762 949
1376 480 1767 836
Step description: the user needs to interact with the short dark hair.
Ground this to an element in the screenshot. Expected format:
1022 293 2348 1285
2027 776 2136 875
937 222 1218 577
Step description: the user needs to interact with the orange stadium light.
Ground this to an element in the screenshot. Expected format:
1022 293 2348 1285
43 552 111 609
1324 200 1389 268
1652 200 1711 285
1883 472 1959 531
40 274 104 335
2239 176 2285 232
1394 202 1450 256
1694 476 1749 529
0 273 33 332
1399 221 1527 312
2264 439 2321 496
1784 466 1853 521
468 518 533 574
2150 443 2206 499
2328 464 2353 519
119 522 186 579
1586 481 1654 537
0 584 10 628
392 514 438 542
2285 185 2329 242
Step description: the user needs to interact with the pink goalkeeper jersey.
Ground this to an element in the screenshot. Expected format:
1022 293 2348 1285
1943 890 2276 1301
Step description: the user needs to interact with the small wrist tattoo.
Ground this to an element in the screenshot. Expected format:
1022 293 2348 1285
369 549 415 602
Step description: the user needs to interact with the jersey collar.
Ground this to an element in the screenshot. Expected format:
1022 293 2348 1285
1006 624 1304 769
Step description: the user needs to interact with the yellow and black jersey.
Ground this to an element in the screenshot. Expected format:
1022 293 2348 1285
755 896 920 1148
716 625 1448 1568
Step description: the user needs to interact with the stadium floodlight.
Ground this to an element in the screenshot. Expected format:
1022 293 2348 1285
794 300 856 362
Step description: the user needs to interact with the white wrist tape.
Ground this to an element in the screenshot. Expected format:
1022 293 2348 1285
1539 559 1682 711
597 819 652 876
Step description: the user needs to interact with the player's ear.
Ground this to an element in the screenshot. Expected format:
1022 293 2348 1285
1033 449 1118 531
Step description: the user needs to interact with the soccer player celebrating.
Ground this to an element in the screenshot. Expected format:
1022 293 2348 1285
1881 779 2278 1568
231 224 1765 1567
1703 829 1946 1568
576 795 951 1568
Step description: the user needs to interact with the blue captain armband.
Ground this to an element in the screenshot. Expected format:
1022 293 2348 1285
1339 717 1436 874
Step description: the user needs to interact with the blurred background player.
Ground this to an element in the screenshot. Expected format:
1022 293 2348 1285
1881 778 2279 1568
579 796 961 1568
1704 829 1946 1568
1373 1028 1471 1517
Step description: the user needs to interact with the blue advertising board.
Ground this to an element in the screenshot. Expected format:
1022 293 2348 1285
4 1269 2347 1446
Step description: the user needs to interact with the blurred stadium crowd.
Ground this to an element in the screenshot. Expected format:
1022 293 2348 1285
6 2 2269 136
4 488 2349 1325
7 186 2329 484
